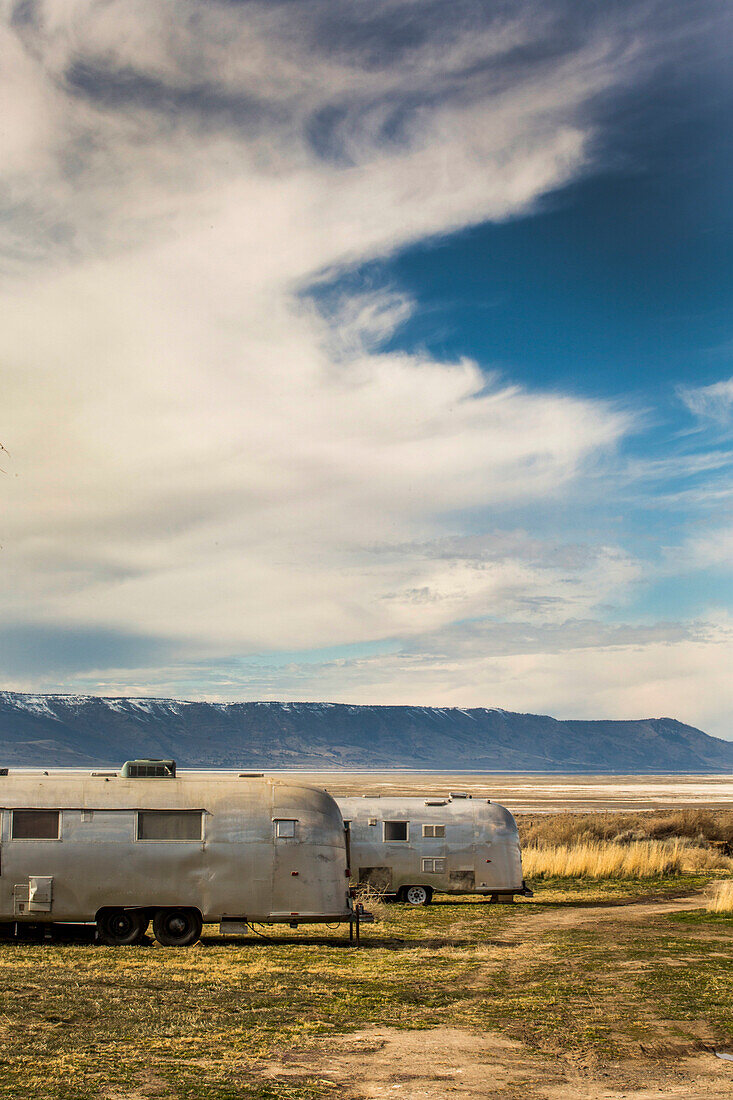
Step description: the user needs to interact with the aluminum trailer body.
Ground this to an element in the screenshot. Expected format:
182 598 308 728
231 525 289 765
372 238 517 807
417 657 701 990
0 769 355 942
338 794 530 904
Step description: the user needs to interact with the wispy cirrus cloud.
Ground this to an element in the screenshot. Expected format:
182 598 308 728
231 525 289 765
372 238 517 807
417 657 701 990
0 0 730 733
0 0 639 645
679 377 733 427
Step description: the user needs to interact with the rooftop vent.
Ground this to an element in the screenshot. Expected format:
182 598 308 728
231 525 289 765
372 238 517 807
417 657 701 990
120 759 176 779
424 798 449 806
449 791 468 799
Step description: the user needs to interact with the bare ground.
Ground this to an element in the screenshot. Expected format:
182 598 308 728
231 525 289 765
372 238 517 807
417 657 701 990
503 893 712 934
260 1023 733 1100
260 894 733 1100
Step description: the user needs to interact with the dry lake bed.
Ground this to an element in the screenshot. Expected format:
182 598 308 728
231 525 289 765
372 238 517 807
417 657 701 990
272 771 733 812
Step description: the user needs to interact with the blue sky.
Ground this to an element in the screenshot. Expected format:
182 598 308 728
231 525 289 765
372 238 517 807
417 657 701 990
1 0 732 734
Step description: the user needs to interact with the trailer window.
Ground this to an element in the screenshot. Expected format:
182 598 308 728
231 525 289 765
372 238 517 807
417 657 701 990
137 810 203 840
384 821 408 842
422 824 445 838
11 810 60 840
422 858 446 873
274 818 297 838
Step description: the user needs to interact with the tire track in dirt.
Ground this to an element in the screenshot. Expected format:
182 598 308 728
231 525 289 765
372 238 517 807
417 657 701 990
259 896 733 1099
505 893 708 935
261 1024 733 1099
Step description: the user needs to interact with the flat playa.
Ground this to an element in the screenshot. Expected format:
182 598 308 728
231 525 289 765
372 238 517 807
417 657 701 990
276 772 733 812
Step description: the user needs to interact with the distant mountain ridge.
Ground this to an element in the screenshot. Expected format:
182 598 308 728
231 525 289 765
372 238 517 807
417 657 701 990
0 692 731 773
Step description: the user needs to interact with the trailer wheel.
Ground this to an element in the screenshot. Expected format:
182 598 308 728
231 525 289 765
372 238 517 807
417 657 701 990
97 909 148 946
153 908 203 947
403 885 432 906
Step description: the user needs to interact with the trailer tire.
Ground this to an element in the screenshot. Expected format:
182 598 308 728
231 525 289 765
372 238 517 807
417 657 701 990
402 885 432 906
153 908 203 947
97 909 148 946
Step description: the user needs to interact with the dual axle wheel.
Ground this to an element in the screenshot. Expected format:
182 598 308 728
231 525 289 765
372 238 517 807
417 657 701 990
97 907 202 946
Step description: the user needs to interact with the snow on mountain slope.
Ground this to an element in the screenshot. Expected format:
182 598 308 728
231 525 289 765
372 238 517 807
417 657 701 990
0 692 731 772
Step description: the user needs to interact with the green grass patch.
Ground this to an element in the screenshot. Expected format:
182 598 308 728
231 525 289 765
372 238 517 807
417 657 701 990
668 909 733 926
1 883 731 1099
522 872 714 902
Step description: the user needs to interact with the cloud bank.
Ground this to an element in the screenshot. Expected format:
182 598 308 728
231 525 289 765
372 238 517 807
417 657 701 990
1 0 731 734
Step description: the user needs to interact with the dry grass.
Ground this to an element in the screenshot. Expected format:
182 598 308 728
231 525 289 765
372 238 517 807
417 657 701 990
707 878 733 912
1 881 732 1099
1 886 732 1100
353 883 392 923
519 810 733 882
519 809 733 850
523 838 732 880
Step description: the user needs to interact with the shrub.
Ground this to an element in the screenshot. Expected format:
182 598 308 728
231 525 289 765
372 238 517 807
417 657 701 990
353 883 391 923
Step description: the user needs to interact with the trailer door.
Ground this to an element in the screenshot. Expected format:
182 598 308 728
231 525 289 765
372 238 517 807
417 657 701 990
269 788 321 918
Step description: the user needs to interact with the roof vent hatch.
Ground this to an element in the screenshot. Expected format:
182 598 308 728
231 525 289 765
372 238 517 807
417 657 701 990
120 759 176 778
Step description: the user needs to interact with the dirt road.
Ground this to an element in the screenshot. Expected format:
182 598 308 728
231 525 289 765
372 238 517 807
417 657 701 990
263 893 733 1100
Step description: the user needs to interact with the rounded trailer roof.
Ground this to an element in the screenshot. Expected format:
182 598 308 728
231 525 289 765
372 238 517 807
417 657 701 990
0 772 338 813
337 793 517 828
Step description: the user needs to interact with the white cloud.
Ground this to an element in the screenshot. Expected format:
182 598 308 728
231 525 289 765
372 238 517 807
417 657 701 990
674 524 733 573
4 0 725 736
50 615 733 740
320 288 414 357
278 616 733 739
679 377 733 427
0 0 641 651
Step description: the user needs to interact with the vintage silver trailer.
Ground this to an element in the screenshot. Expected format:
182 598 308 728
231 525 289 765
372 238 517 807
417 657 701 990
0 763 358 944
337 793 531 905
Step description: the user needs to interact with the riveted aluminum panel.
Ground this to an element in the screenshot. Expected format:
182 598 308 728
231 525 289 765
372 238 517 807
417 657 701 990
337 794 524 897
0 775 352 926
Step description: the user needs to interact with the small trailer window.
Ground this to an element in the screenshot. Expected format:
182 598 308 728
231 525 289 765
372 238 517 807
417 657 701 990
137 810 203 840
11 810 60 840
274 819 297 838
384 821 408 842
422 858 446 873
422 824 445 838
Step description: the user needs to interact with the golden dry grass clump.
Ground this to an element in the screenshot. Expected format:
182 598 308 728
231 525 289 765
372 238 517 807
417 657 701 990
706 879 733 912
518 809 733 850
523 838 732 880
353 883 392 923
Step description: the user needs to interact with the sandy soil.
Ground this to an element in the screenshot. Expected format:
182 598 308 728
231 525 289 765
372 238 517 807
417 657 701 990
504 894 714 934
263 1023 733 1099
260 894 733 1100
